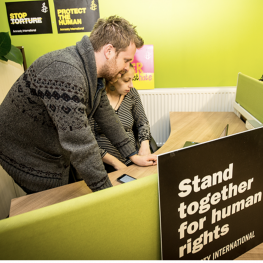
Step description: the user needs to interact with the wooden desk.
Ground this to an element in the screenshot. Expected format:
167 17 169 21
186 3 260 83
10 112 246 217
9 111 263 259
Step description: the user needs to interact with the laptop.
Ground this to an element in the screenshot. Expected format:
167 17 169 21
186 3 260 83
183 124 229 147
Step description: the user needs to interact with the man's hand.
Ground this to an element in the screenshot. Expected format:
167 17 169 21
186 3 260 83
129 154 157 167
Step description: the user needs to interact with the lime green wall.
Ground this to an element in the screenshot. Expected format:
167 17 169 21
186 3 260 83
1 0 263 88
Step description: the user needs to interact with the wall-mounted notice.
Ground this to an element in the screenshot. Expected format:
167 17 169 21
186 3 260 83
6 1 52 35
158 127 263 260
132 45 154 90
54 0 100 33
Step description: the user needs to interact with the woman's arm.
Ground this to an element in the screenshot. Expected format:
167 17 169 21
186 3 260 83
90 117 126 170
131 88 152 155
93 89 136 158
102 153 127 170
138 140 151 156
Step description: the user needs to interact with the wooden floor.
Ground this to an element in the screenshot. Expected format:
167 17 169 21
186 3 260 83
236 243 263 260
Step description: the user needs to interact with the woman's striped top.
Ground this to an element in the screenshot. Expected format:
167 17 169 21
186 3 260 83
90 87 151 165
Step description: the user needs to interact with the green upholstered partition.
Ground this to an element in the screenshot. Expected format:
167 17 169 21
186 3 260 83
0 174 161 260
236 73 263 124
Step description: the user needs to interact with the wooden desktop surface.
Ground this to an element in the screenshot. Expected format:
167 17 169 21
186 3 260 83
10 112 246 216
9 112 262 259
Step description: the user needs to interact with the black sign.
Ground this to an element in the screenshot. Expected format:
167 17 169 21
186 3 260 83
53 0 100 33
6 1 52 35
158 127 263 260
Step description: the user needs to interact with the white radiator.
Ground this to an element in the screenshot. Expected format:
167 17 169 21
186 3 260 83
138 87 237 146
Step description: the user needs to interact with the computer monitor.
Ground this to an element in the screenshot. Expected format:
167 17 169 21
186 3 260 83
235 73 263 124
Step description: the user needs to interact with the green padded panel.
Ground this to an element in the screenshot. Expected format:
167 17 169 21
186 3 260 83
236 73 263 123
0 174 161 260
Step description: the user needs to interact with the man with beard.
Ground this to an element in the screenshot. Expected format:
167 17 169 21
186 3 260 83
0 15 157 194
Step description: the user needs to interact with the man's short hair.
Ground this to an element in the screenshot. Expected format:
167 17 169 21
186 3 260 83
90 15 144 55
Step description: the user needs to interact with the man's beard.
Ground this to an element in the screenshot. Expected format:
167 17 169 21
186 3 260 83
100 56 125 82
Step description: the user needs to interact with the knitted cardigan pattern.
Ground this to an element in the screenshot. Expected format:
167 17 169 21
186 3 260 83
0 36 135 192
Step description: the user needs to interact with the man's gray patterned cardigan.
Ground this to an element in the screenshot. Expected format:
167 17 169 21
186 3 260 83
0 35 136 192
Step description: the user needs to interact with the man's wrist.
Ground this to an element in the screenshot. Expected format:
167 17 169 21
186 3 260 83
129 154 139 163
128 151 138 158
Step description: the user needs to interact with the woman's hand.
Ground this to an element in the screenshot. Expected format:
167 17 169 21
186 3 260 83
102 153 127 170
113 161 127 170
129 154 157 167
138 140 151 156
